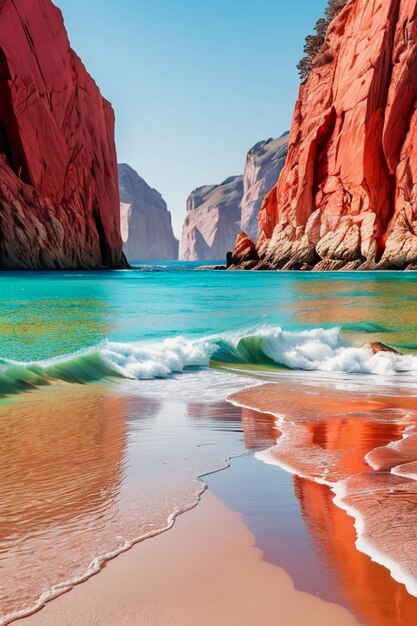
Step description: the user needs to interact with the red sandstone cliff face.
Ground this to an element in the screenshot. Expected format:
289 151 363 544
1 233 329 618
0 0 125 269
234 0 417 270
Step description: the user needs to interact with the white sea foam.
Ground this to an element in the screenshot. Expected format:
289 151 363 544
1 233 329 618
365 425 417 471
2 325 417 397
332 481 417 598
123 368 261 403
0 500 198 626
259 326 417 376
0 439 234 626
101 337 214 380
100 326 417 383
256 428 417 598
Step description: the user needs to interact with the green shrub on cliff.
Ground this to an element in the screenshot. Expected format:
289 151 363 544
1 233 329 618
297 0 348 82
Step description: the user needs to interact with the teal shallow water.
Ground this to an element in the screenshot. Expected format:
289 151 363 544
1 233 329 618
1 268 417 397
2 268 417 361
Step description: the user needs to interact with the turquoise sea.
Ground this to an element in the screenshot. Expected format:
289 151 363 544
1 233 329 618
2 266 417 625
2 267 417 386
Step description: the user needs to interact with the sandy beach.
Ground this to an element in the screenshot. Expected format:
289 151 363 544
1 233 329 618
18 491 362 626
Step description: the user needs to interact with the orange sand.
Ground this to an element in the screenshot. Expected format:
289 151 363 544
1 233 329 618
17 492 362 626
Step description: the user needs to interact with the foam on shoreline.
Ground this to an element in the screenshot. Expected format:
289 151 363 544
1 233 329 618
229 384 417 600
1 457 241 626
17 492 362 626
0 375 255 626
332 481 417 599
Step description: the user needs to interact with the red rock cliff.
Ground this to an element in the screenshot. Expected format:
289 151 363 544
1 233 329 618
0 0 125 268
238 0 417 270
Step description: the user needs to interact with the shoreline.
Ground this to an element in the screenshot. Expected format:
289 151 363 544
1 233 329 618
17 489 361 626
221 266 417 273
229 383 417 603
0 383 244 626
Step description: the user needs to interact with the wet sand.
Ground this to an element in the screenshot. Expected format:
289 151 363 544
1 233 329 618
0 382 251 623
229 382 417 623
11 378 417 626
18 491 362 626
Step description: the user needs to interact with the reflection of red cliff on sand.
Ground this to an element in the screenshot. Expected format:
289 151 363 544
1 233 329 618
241 407 279 450
231 382 417 626
187 400 278 449
295 476 417 626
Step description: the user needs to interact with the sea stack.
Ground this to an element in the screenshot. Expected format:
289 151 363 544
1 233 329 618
119 164 178 262
231 0 417 271
0 0 125 269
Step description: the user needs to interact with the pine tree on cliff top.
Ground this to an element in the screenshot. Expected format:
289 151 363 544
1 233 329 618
297 0 348 82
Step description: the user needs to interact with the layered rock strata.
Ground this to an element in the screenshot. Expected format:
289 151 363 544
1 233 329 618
241 133 289 241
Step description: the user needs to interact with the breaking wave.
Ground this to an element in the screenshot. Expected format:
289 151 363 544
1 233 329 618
1 326 417 396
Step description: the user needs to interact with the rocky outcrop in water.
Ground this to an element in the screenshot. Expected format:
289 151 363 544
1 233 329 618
226 232 259 270
231 0 417 271
119 164 178 261
180 136 288 261
179 176 243 261
0 0 125 269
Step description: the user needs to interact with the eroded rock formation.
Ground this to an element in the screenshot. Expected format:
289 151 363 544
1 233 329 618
179 176 243 261
232 0 417 271
119 164 178 261
180 136 288 261
226 232 259 270
0 0 125 269
241 134 289 241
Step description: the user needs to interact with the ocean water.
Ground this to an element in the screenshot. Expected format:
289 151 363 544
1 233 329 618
2 266 417 625
2 268 417 389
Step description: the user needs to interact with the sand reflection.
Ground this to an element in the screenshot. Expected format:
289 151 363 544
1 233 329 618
0 384 128 623
296 476 417 626
232 382 417 626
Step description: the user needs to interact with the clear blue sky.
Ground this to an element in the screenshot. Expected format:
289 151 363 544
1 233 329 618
56 0 326 237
